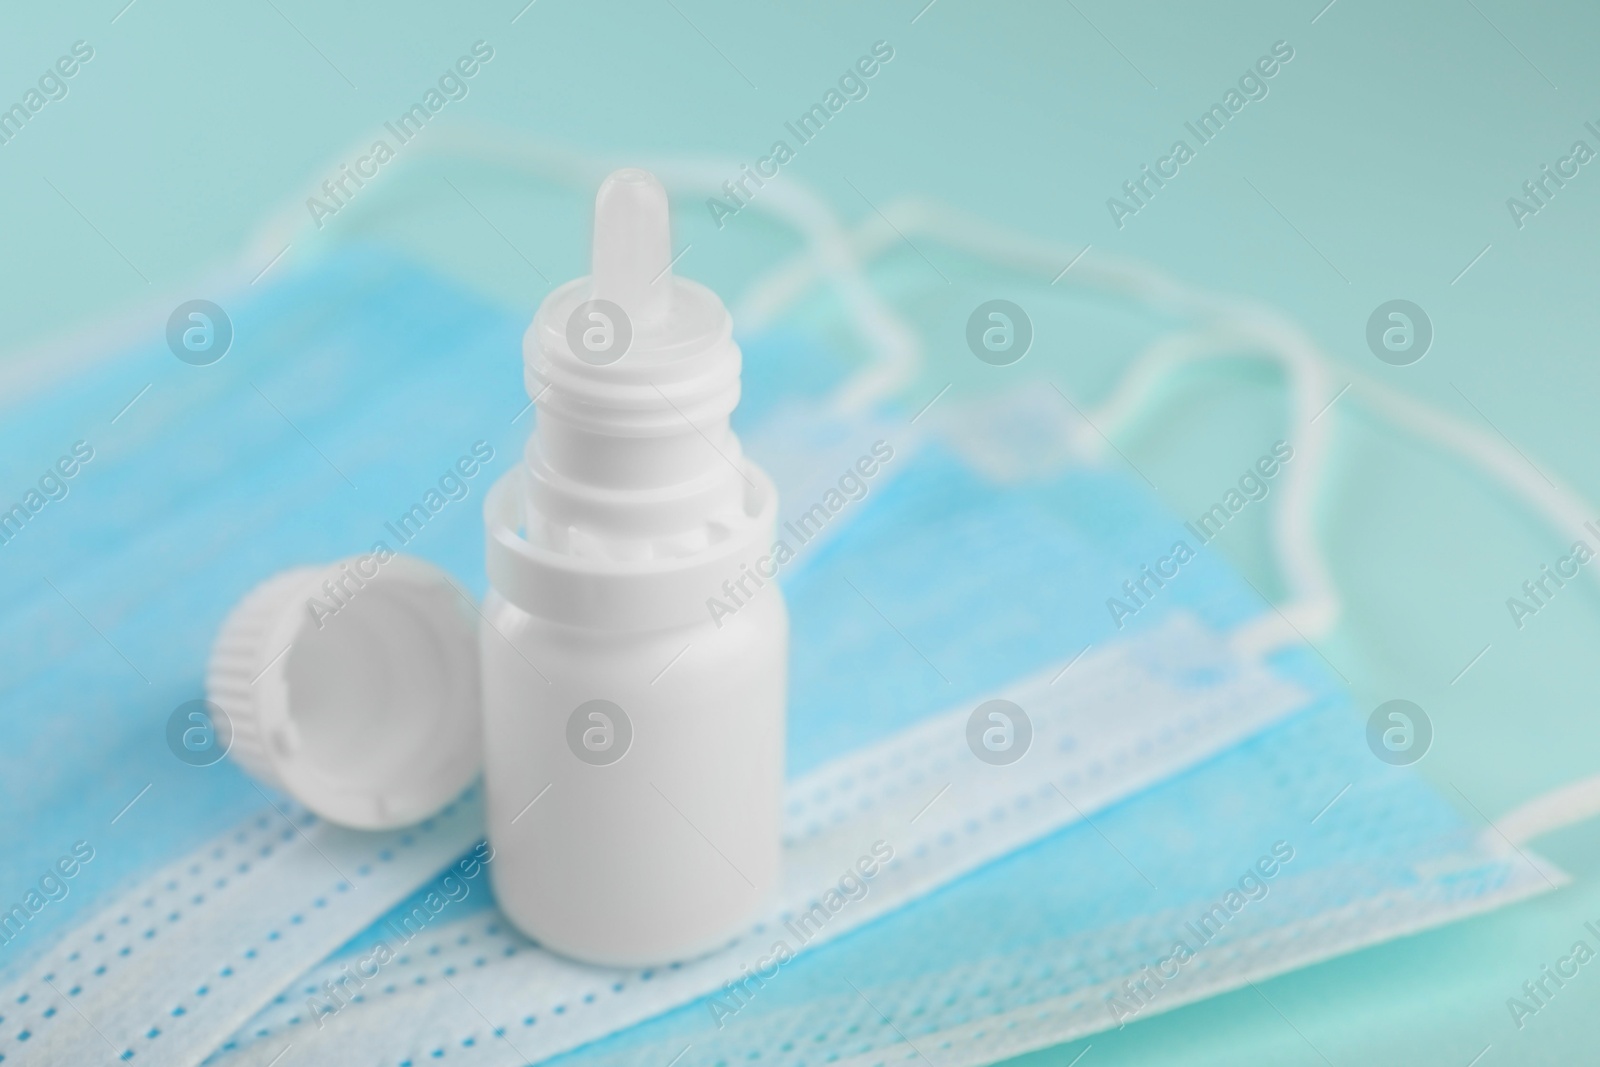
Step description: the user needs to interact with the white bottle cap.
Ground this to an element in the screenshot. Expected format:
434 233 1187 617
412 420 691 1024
205 555 482 830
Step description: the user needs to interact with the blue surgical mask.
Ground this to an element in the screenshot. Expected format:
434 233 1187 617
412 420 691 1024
0 248 1558 1067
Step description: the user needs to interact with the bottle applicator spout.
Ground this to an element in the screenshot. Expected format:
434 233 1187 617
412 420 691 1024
591 168 673 325
528 167 743 497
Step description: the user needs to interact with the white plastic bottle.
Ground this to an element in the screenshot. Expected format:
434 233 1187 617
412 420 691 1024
480 169 787 966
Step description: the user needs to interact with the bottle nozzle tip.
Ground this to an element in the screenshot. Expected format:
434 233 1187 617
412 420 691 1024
592 168 672 319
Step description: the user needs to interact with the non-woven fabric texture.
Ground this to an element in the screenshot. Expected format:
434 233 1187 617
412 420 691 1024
3 792 487 1065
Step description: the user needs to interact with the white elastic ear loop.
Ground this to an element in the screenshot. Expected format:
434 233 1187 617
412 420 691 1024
1495 775 1600 846
754 194 1600 845
749 193 1600 635
1082 321 1341 656
737 198 1345 649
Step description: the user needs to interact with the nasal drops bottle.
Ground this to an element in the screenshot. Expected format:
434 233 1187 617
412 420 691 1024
480 169 787 966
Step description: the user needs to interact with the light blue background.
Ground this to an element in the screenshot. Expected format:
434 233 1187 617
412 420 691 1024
2 1 1599 1064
